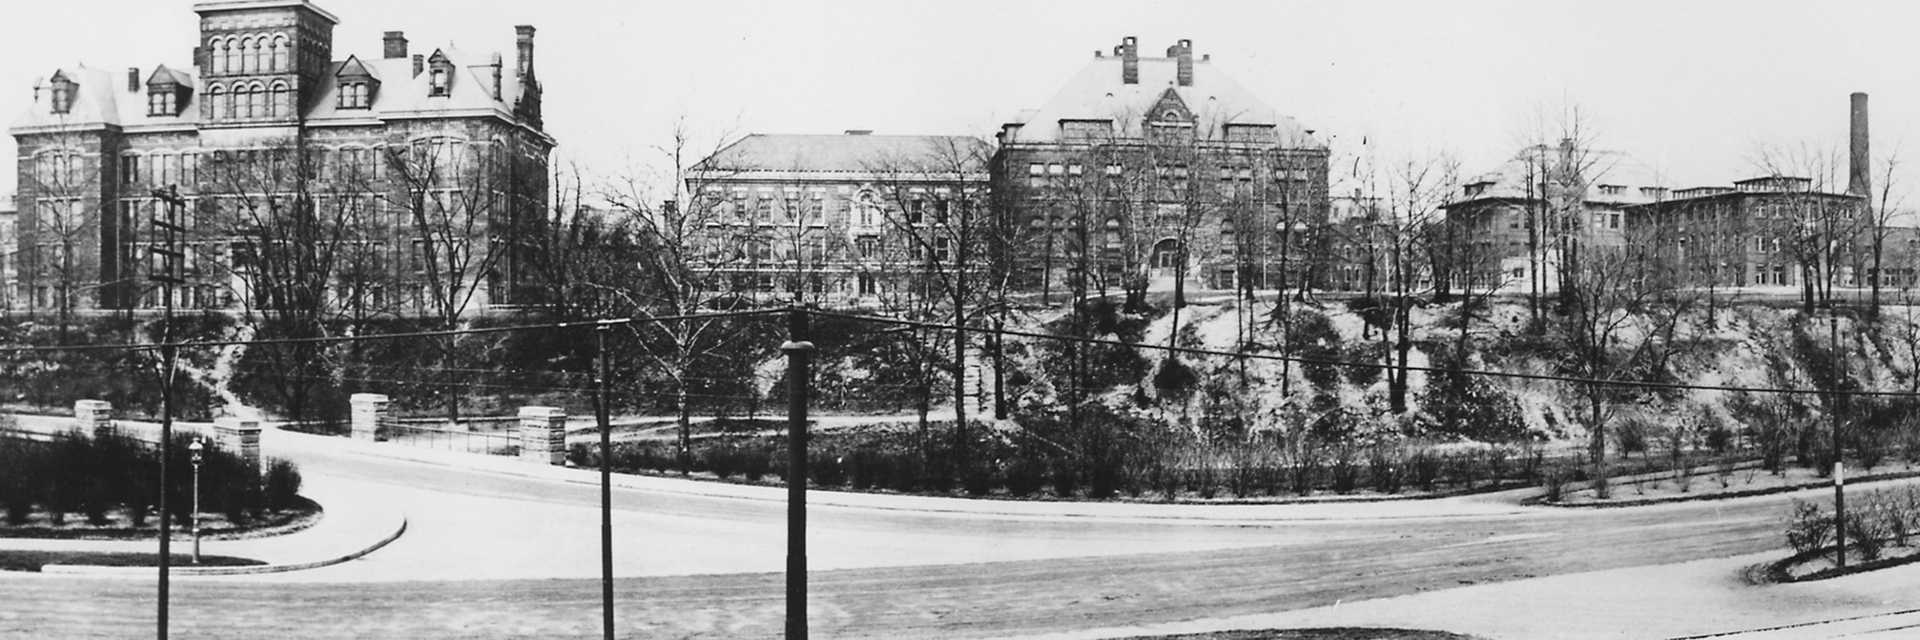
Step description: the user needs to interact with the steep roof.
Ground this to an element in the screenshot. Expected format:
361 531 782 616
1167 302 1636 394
12 46 538 135
697 134 991 175
1004 50 1323 148
1452 145 1672 207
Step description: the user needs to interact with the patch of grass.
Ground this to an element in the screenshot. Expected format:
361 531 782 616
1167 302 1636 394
0 550 265 572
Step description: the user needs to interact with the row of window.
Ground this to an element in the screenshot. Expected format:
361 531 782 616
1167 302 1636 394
206 33 293 77
205 82 293 120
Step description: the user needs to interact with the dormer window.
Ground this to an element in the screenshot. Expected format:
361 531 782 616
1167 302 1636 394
148 90 174 116
48 74 75 114
429 69 449 96
339 82 370 109
426 51 455 97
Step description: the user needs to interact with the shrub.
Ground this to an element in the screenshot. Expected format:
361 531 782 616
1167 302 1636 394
1051 460 1079 498
742 447 771 482
1367 446 1401 494
1153 357 1200 401
1329 447 1359 494
808 451 846 488
1004 458 1045 497
1408 448 1441 492
1785 499 1833 555
263 459 302 511
1542 464 1572 503
1847 509 1888 562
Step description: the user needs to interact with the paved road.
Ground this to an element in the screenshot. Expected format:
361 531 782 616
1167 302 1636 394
0 427 1893 639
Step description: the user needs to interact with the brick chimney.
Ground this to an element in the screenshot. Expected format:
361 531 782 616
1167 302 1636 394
1116 36 1138 85
412 54 424 78
1168 39 1193 87
127 67 140 92
1849 91 1870 198
515 25 536 78
383 31 408 59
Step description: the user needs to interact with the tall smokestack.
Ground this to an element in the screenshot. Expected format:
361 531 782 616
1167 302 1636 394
1117 36 1138 85
1849 92 1870 198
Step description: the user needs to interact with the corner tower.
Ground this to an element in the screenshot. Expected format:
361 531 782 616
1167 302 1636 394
192 0 338 127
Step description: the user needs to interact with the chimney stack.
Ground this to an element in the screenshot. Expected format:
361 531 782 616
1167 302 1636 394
1849 91 1870 198
192 46 205 71
383 31 408 59
1117 36 1138 85
515 25 537 79
1169 39 1193 87
127 67 140 92
412 54 424 78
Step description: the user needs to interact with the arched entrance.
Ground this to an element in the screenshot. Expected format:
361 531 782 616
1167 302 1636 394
1148 238 1184 291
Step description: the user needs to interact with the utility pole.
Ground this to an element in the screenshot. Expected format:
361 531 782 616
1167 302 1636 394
595 321 614 640
782 307 814 640
150 185 186 640
1831 303 1847 569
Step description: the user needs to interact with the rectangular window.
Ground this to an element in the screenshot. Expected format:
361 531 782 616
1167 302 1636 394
1028 163 1043 176
1105 163 1122 176
857 236 878 260
1048 163 1064 176
1068 164 1083 176
934 236 951 262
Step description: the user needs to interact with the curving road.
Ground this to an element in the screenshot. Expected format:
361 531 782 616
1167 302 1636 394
0 427 1885 639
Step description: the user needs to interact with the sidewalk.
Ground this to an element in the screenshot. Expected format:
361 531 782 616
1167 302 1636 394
1017 551 1920 639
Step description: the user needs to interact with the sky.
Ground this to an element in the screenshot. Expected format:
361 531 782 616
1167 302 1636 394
4 0 1919 207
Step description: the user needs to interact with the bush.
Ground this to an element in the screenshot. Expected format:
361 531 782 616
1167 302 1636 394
1368 446 1401 494
1051 460 1080 498
1408 448 1441 492
1329 447 1359 494
1847 509 1887 562
1004 458 1045 497
263 459 302 511
1786 499 1834 555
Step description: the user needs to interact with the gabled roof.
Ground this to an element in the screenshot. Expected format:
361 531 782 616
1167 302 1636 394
696 134 991 175
146 65 194 88
334 55 379 82
1004 51 1322 148
13 44 541 136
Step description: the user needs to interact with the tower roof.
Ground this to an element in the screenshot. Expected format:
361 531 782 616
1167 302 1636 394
1003 45 1322 148
193 0 339 24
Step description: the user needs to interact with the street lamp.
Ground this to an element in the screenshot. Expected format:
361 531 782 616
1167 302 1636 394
187 439 203 565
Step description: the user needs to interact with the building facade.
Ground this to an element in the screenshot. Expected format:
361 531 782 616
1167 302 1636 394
9 0 554 318
1623 177 1869 289
991 37 1330 299
685 131 991 307
1441 141 1661 291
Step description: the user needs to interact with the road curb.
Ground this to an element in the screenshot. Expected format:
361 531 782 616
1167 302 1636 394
38 514 408 577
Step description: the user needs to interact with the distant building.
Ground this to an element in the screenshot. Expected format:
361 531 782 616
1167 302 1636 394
685 131 991 306
0 196 14 310
1442 140 1665 291
9 0 554 317
991 37 1330 298
1624 176 1867 288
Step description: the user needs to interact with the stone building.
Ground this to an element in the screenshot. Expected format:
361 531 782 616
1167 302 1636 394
9 0 554 317
1623 177 1867 289
685 131 991 306
990 37 1330 300
1441 141 1664 292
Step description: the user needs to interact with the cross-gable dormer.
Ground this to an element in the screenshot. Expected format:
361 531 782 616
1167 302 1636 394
426 50 454 97
145 66 193 117
47 71 76 115
334 55 379 110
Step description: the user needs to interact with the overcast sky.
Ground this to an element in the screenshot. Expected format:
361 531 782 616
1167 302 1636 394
4 0 1918 207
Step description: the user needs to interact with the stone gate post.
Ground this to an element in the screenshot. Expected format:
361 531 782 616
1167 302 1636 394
350 393 392 442
73 400 114 439
519 406 567 465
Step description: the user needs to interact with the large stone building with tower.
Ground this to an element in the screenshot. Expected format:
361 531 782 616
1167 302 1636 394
990 37 1331 300
9 0 554 317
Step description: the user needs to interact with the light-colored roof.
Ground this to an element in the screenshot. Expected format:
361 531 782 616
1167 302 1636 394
1003 50 1322 149
1453 145 1671 207
698 134 991 175
12 46 536 134
192 0 339 24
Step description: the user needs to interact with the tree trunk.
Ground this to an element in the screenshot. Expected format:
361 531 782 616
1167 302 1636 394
1588 389 1609 499
676 383 691 475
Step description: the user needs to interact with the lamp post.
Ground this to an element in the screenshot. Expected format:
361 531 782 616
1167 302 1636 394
188 439 203 564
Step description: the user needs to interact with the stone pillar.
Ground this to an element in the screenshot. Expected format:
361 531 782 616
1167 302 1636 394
350 393 392 442
214 416 262 467
74 400 114 439
518 406 566 465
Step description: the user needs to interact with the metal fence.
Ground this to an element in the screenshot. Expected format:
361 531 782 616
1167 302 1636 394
384 421 519 456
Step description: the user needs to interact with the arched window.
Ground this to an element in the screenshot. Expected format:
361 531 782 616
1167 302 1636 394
228 38 244 74
247 83 266 118
270 35 290 72
239 37 256 74
269 81 290 118
211 38 228 75
207 84 226 119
